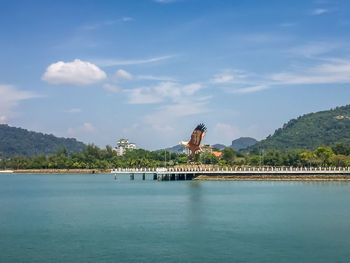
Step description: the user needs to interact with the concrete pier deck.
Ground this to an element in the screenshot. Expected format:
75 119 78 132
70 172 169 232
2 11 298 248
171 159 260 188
111 167 350 181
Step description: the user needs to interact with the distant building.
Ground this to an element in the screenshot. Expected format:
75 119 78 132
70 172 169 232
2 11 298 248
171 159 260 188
202 145 213 153
202 145 222 158
212 151 222 158
113 138 136 156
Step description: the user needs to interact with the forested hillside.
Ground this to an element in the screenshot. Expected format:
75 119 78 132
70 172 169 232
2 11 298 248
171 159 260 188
230 137 257 151
0 124 86 157
249 105 350 152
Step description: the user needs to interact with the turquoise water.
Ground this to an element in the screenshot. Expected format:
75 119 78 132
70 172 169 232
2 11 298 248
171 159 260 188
1 174 350 263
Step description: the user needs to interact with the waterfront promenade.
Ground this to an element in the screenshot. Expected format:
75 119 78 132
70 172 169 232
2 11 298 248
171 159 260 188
111 167 350 181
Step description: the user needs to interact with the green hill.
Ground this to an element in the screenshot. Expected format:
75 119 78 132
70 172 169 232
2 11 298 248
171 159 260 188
230 137 257 151
249 105 350 152
0 124 86 157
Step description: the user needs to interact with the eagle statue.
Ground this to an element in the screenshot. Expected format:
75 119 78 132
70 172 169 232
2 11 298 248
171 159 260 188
180 123 207 159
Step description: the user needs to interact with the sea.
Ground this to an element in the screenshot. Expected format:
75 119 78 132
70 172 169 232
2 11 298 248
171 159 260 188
0 173 350 263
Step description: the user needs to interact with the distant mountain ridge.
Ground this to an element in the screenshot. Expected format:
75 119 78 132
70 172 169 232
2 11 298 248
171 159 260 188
212 144 226 150
249 105 350 152
167 144 187 153
166 137 258 153
0 124 86 157
230 137 258 151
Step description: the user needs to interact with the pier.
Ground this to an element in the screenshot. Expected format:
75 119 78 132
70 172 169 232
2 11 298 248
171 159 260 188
111 167 350 181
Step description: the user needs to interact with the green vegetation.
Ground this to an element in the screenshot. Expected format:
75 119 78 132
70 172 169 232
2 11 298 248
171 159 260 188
249 105 350 152
2 105 350 169
2 143 350 170
0 145 189 169
0 124 86 157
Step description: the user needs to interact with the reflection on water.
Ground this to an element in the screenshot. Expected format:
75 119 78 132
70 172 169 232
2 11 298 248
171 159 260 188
1 174 350 263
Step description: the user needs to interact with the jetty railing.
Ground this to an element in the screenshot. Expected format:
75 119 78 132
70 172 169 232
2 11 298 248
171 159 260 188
111 166 350 174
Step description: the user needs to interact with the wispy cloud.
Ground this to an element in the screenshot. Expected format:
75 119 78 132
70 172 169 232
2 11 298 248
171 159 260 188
143 100 210 135
279 22 297 27
213 123 241 143
312 8 328 15
270 59 350 85
80 17 134 31
125 81 203 104
94 55 174 67
103 83 120 93
64 108 82 113
0 85 39 123
211 69 247 84
137 75 176 81
207 39 350 95
230 85 269 94
115 69 133 80
67 122 96 135
288 42 340 58
213 57 350 94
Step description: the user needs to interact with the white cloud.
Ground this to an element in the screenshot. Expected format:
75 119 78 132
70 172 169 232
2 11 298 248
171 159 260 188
0 85 39 123
183 83 202 95
312 8 328 15
121 17 134 22
115 69 133 80
64 108 82 113
212 74 234 84
67 122 96 135
143 101 209 136
42 59 107 85
213 123 242 144
218 57 350 94
270 60 350 85
211 70 247 84
81 17 134 30
230 85 269 94
125 87 163 104
288 42 340 58
137 75 176 81
125 82 203 104
159 101 209 117
93 55 174 67
103 83 120 93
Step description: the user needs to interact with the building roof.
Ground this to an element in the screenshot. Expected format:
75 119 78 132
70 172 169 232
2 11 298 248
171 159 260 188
212 151 222 158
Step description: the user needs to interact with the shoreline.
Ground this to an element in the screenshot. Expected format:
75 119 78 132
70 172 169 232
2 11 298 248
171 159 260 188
194 175 350 181
0 169 109 174
2 170 350 181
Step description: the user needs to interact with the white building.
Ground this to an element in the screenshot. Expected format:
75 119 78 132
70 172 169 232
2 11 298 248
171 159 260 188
113 138 136 156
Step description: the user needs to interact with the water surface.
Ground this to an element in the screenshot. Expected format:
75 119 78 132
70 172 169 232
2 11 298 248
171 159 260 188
1 174 350 262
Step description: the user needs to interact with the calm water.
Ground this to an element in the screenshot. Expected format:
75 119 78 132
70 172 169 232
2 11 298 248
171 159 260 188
1 174 350 263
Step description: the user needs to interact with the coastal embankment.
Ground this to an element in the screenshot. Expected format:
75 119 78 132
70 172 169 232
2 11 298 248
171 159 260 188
194 175 350 181
1 169 109 174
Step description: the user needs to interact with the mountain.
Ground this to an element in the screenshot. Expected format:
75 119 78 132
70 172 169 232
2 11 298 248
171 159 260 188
0 124 86 157
212 144 226 150
167 144 187 153
249 105 350 152
230 137 258 151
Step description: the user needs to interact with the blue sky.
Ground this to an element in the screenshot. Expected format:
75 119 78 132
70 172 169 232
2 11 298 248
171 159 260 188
1 0 350 150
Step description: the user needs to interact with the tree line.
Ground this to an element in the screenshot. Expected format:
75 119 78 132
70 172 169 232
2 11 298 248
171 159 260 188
1 143 350 170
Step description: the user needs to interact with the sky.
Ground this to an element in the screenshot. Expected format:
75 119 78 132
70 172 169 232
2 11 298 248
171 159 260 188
1 0 350 150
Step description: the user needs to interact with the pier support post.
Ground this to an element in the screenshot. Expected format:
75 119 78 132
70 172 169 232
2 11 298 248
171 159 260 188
153 173 157 180
130 173 134 180
142 173 145 180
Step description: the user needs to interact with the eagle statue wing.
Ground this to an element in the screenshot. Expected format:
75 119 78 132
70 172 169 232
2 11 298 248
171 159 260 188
188 123 207 147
